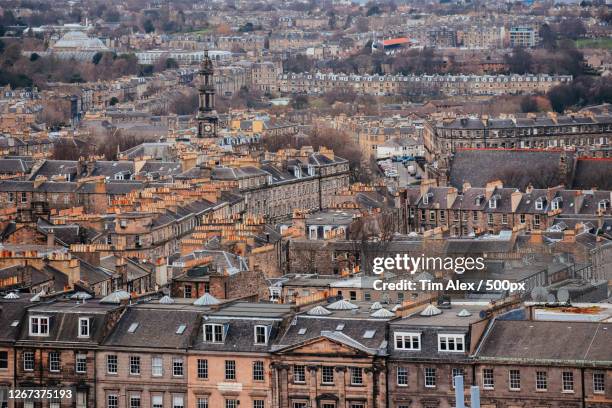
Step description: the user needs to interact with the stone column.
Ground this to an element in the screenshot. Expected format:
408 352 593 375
308 366 319 408
335 366 347 408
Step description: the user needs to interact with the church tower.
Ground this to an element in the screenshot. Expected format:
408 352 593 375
197 50 219 138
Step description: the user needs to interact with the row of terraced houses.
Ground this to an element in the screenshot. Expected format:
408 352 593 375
0 293 610 408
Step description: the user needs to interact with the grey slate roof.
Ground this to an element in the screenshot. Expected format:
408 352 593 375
450 150 569 190
103 306 200 349
476 320 612 365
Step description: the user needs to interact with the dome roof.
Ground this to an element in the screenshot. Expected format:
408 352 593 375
371 307 395 318
420 304 442 317
307 305 332 316
457 309 472 317
193 293 220 306
159 295 175 304
100 290 130 304
327 299 358 310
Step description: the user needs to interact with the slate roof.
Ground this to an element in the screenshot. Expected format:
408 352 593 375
103 305 200 349
274 314 388 354
0 158 29 174
476 320 612 366
572 159 612 190
19 300 121 345
449 150 569 190
0 294 36 342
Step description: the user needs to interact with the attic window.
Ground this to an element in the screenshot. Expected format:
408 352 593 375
128 323 139 333
29 316 49 336
78 317 90 338
363 330 376 339
599 200 610 210
176 324 187 335
488 198 497 209
11 321 19 327
535 197 546 211
254 325 268 345
298 328 307 335
335 323 345 331
204 323 224 343
475 195 484 206
551 197 563 210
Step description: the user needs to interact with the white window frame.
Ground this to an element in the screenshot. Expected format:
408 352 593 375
536 371 547 391
482 368 494 389
394 332 421 351
197 359 208 379
172 357 184 377
107 394 118 408
106 355 117 374
321 366 334 384
350 367 363 385
76 353 87 374
204 324 224 343
172 394 184 408
254 325 268 345
562 371 574 393
509 370 521 391
23 351 35 371
397 366 408 386
78 317 90 338
253 360 264 381
151 395 163 408
593 372 605 394
293 364 306 383
29 315 50 336
152 356 163 377
225 360 236 380
48 351 60 372
437 334 465 352
424 367 436 388
129 356 140 375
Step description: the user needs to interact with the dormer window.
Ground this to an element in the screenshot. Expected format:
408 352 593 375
599 200 610 211
535 197 546 211
423 192 433 205
551 197 563 210
488 199 496 209
29 316 49 336
204 323 224 343
254 325 269 345
475 195 484 206
438 334 465 352
78 318 90 338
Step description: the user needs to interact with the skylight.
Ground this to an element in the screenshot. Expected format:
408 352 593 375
298 328 307 335
11 320 19 327
128 323 139 333
363 330 376 339
176 324 186 335
336 323 345 331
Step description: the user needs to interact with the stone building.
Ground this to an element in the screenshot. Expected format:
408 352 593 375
15 299 124 408
475 320 611 408
272 301 390 408
97 300 201 408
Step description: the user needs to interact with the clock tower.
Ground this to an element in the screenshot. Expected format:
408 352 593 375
197 50 219 138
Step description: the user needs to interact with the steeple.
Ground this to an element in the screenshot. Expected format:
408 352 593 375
197 50 219 138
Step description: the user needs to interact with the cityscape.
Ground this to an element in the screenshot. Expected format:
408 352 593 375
0 0 611 407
